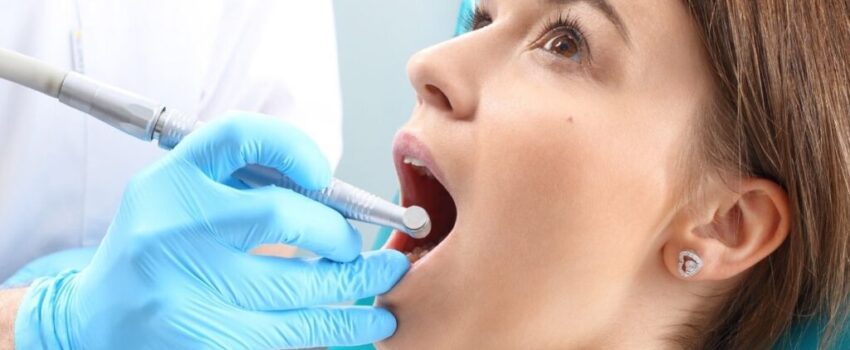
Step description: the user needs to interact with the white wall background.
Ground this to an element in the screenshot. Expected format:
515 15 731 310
332 1 461 248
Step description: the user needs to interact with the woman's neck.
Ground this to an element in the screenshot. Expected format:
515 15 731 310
584 269 729 349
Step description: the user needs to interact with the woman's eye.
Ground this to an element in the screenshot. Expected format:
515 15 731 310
542 29 583 62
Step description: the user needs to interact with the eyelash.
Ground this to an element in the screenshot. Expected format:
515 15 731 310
462 7 591 65
538 13 590 63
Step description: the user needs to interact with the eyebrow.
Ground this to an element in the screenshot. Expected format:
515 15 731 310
547 0 631 45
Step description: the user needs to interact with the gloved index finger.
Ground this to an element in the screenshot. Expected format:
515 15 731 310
205 185 363 262
170 114 332 190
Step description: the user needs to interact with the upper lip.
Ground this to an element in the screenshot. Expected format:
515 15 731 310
392 131 449 194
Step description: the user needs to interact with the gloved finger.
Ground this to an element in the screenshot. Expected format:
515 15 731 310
170 113 332 190
213 250 409 311
226 306 398 349
204 185 362 261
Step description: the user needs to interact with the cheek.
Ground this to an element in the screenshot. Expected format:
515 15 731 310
470 89 685 270
453 91 690 335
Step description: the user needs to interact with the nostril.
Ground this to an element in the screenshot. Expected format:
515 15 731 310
425 84 453 111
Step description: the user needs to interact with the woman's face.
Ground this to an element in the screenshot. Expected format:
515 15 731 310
378 0 714 348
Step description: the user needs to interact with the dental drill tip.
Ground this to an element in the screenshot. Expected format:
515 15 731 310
403 206 431 239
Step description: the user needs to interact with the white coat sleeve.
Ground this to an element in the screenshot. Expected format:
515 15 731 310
196 0 344 170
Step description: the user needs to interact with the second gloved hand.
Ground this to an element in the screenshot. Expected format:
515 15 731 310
14 114 409 349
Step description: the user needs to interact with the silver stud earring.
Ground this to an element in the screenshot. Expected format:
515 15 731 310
678 250 703 278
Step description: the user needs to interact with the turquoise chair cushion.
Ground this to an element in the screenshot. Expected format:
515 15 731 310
776 318 850 350
455 0 477 36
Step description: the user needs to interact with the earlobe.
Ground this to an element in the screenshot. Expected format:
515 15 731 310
664 178 791 281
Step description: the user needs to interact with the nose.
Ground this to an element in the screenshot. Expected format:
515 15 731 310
407 37 480 120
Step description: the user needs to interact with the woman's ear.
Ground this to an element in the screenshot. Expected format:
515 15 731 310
663 177 791 281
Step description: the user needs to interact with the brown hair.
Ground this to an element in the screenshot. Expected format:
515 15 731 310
683 0 850 348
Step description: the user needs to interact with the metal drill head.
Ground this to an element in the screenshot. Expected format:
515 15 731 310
403 206 431 239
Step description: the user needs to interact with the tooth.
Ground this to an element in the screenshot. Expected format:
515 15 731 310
405 245 435 263
421 167 434 178
413 166 433 178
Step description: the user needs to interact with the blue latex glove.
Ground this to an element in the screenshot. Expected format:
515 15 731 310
2 247 97 288
14 114 409 349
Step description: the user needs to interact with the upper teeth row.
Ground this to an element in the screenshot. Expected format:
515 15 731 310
403 156 434 177
403 156 427 167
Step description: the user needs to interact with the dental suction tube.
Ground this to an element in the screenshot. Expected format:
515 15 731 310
0 48 430 239
0 48 66 98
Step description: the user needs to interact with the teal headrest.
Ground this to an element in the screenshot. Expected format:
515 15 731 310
776 318 850 349
455 0 476 36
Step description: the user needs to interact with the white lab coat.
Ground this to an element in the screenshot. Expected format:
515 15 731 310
0 0 344 279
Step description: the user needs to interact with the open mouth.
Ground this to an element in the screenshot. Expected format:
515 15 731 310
387 133 457 264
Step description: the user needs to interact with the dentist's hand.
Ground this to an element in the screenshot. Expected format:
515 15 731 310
14 115 409 349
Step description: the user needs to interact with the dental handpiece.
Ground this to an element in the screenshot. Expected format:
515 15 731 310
0 48 431 239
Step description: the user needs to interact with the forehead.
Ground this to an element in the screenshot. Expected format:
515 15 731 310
481 0 694 40
606 0 697 47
